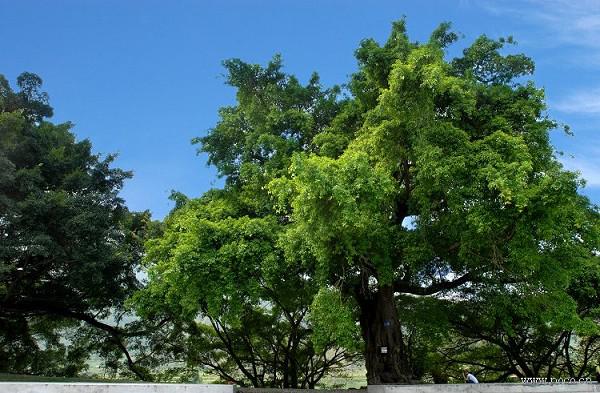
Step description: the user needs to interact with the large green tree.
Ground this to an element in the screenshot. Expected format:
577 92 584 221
268 21 599 383
0 73 153 378
138 20 598 385
136 58 355 387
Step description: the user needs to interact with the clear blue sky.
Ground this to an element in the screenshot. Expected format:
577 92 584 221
2 0 599 218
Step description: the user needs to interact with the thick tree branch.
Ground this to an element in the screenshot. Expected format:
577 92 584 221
394 272 472 295
1 298 151 380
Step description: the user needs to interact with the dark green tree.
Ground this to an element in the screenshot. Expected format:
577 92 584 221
0 73 153 379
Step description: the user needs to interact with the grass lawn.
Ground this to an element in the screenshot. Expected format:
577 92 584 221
1 364 368 388
0 373 137 383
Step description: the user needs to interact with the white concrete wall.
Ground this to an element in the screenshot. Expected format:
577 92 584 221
0 383 235 393
369 383 600 393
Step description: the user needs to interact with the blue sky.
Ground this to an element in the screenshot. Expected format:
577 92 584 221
1 0 599 218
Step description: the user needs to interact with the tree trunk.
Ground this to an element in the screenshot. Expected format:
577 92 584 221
359 284 412 384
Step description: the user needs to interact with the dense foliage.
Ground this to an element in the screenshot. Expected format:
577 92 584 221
267 21 599 383
140 21 599 385
0 73 154 378
134 57 356 387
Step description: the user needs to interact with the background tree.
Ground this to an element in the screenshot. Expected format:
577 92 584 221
0 73 155 379
268 20 599 383
435 254 600 382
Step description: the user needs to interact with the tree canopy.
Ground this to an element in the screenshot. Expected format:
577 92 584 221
266 20 599 383
0 72 152 378
139 20 599 385
134 57 355 387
